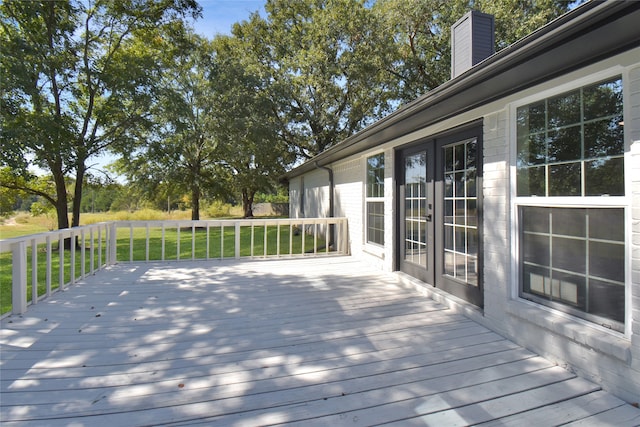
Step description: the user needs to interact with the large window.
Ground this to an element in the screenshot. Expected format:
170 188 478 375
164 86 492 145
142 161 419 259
516 76 626 332
366 153 385 245
516 77 624 197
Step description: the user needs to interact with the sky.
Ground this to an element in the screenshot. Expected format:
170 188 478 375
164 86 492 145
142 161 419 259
190 0 266 37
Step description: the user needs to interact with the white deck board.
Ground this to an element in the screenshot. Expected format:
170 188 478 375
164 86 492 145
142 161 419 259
1 257 638 426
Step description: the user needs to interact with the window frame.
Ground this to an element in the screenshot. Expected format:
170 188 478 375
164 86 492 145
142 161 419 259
510 67 631 336
365 152 385 247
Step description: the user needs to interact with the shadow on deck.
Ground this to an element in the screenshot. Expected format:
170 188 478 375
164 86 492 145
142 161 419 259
1 257 639 426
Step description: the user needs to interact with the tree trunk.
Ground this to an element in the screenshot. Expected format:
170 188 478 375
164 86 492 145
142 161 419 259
242 188 255 218
71 163 85 227
191 185 200 221
51 167 71 249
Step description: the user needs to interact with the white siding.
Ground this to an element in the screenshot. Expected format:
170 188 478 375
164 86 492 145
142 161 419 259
334 158 364 259
302 169 330 218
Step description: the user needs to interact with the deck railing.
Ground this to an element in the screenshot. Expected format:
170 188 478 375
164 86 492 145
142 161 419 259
0 217 348 317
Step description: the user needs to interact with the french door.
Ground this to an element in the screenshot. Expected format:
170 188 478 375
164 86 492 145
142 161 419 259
397 124 483 308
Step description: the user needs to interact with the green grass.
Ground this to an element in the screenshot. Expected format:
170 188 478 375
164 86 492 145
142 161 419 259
1 223 326 315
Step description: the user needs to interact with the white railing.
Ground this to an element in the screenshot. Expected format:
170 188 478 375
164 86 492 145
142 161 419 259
0 217 348 317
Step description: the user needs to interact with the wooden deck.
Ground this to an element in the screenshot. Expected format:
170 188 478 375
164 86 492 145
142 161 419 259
1 257 639 426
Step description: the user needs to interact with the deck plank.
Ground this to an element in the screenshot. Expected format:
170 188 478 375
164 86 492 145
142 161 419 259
1 257 638 426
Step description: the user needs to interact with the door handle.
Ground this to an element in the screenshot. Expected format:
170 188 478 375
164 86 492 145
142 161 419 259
425 214 432 222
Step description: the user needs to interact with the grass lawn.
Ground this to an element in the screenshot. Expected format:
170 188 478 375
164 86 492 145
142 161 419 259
1 219 326 315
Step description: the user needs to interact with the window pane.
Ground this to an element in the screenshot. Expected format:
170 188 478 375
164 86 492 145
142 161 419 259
522 206 549 233
444 173 454 197
585 157 624 196
548 125 581 162
548 90 580 128
444 199 454 224
517 133 546 167
444 224 454 250
454 226 465 251
584 118 624 158
589 241 624 283
466 199 477 227
583 78 623 121
589 208 624 241
467 228 478 255
517 101 546 134
549 163 581 196
466 141 476 169
454 144 465 170
517 166 545 196
444 146 453 172
454 172 464 196
466 256 478 286
523 234 550 266
552 208 585 238
588 280 625 324
523 264 551 296
553 236 586 272
465 169 477 197
444 251 455 276
551 271 585 308
366 201 384 245
367 153 384 198
455 199 465 225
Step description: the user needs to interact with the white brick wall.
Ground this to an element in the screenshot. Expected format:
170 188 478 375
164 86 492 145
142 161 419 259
481 110 510 328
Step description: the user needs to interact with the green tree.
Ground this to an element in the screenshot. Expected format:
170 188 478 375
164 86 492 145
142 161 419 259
0 0 200 234
0 167 63 218
115 32 224 220
374 0 573 101
211 34 293 218
232 0 396 160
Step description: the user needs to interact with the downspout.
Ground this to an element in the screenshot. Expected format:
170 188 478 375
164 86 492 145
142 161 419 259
315 162 334 248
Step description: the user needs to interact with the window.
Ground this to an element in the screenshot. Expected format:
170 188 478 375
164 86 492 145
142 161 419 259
516 76 626 332
366 153 385 245
516 77 624 197
443 138 478 285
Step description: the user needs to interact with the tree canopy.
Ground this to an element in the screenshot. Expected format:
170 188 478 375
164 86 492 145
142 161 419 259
2 0 575 226
0 0 200 230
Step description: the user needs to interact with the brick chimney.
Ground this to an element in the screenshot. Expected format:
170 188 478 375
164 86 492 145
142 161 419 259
451 10 495 79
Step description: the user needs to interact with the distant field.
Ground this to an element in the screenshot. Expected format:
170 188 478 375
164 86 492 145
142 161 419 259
0 208 245 240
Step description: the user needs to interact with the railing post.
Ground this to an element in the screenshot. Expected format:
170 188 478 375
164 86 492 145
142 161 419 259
80 229 86 278
46 235 52 296
235 221 241 259
12 240 27 315
31 238 38 305
70 229 76 285
109 222 117 265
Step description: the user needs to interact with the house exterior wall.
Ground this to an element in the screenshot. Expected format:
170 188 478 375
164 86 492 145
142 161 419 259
288 47 640 403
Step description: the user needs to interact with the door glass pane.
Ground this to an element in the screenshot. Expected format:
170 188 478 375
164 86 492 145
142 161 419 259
443 138 478 286
404 152 427 266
